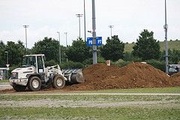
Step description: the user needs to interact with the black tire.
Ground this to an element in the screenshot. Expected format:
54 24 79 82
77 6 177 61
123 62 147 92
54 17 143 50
28 76 41 91
12 84 26 92
52 75 65 89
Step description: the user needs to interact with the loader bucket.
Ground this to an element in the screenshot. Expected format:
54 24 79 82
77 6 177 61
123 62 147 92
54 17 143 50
62 69 85 84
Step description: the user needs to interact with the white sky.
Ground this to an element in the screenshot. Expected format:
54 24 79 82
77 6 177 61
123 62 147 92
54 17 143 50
0 0 180 48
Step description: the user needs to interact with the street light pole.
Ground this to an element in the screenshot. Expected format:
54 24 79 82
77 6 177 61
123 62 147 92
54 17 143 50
164 0 168 73
76 14 83 39
5 51 9 79
5 51 8 65
109 25 114 38
92 0 97 64
23 25 29 53
84 0 87 42
64 32 68 47
64 32 68 63
57 32 61 64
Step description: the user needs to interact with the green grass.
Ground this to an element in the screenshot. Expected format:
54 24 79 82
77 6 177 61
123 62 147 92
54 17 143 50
159 40 180 51
92 87 180 93
1 94 180 102
0 80 8 83
124 40 180 52
0 87 180 120
68 87 180 94
0 107 180 120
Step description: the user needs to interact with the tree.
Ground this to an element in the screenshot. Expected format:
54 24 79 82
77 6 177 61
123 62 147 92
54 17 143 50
0 41 6 67
32 37 59 63
132 29 160 60
5 41 25 66
65 38 91 63
100 35 124 62
168 49 180 63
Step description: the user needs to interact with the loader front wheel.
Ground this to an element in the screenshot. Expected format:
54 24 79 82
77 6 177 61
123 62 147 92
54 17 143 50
52 75 65 89
28 76 41 91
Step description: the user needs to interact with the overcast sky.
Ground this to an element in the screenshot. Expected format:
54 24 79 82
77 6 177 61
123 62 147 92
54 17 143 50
0 0 180 48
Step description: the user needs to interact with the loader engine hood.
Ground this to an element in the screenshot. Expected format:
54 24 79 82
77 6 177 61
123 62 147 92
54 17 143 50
9 66 35 86
12 66 35 74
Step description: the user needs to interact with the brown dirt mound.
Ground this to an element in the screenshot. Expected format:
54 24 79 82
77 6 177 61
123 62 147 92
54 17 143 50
169 72 180 86
1 62 179 93
66 62 173 90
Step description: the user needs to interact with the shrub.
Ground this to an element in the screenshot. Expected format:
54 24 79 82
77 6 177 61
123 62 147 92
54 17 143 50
60 61 84 69
145 59 165 72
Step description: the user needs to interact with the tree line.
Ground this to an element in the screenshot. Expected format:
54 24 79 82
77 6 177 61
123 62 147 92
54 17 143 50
0 29 180 71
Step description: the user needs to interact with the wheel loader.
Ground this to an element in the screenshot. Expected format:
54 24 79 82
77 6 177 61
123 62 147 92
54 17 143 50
9 54 84 91
168 64 180 75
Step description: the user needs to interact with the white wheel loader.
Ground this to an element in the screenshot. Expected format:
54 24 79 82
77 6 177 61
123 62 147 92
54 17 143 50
9 54 84 91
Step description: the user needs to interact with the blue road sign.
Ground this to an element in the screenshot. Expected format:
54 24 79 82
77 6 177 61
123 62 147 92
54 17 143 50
87 37 93 46
87 37 102 46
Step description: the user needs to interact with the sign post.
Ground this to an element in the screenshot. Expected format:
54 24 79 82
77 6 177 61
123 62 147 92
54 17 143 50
6 64 9 79
92 0 97 64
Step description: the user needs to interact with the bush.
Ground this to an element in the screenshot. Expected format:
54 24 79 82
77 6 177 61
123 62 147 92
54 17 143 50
60 61 84 69
115 59 166 72
45 60 57 66
145 59 165 72
114 59 131 67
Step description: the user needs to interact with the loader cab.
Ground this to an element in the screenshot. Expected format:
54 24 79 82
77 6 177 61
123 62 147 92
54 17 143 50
22 54 45 73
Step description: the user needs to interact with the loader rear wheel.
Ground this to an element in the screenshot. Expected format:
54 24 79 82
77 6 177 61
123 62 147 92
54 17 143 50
52 75 65 89
28 76 41 91
12 84 26 92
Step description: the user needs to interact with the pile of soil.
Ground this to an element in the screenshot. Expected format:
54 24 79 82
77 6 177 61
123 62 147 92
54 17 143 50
169 72 180 86
1 62 179 93
67 62 174 91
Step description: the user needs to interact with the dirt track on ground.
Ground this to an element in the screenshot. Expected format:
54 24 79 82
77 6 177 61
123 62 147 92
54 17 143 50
0 84 12 90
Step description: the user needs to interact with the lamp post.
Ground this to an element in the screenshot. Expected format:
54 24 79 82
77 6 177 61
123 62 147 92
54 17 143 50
64 32 68 63
76 14 83 38
64 32 68 47
5 51 9 79
57 32 61 64
109 25 114 38
92 0 97 64
164 0 168 73
84 0 87 42
23 25 29 53
5 51 8 65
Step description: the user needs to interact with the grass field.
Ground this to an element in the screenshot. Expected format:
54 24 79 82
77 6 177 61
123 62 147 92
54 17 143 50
0 87 180 120
0 107 179 120
124 40 180 52
0 80 8 83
